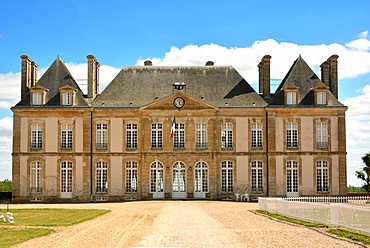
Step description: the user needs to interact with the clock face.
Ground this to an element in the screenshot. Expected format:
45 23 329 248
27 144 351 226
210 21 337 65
173 97 185 108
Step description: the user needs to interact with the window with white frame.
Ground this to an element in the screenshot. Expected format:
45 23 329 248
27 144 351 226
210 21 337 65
31 123 43 149
62 92 72 105
60 161 73 194
126 123 138 149
287 92 297 105
195 123 207 149
221 123 233 149
221 161 233 193
317 92 327 105
96 123 108 149
30 161 42 193
96 161 108 193
316 160 329 193
151 123 163 149
286 122 298 148
61 123 73 149
173 123 185 149
32 92 42 105
172 161 186 193
125 161 138 193
316 122 328 148
150 161 164 193
251 161 263 193
286 161 298 193
251 123 263 148
194 161 209 193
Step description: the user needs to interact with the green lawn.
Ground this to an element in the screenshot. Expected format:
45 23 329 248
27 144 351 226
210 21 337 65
0 208 110 247
256 210 370 246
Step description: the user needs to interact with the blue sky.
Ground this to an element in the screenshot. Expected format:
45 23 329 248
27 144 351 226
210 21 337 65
1 1 370 186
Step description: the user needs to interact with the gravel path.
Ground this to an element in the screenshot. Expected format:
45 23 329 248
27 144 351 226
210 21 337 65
9 201 365 248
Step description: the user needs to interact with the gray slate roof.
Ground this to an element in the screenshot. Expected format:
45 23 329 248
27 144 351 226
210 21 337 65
270 56 344 106
15 57 89 107
92 66 268 108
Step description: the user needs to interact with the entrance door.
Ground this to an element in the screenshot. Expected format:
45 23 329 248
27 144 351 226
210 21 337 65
150 161 165 199
172 161 187 199
60 161 73 198
194 161 208 198
286 160 299 197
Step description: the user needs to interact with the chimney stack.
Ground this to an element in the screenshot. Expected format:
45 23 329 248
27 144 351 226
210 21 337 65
320 55 339 98
20 55 38 99
87 55 100 98
258 55 271 97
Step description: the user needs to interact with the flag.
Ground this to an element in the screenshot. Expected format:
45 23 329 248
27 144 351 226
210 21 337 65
171 117 176 139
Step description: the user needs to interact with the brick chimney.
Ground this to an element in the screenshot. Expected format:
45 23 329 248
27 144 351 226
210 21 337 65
20 55 38 99
258 55 271 97
87 55 100 98
320 55 339 98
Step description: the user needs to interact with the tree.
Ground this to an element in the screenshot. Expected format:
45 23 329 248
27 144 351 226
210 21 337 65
0 179 12 192
355 152 370 194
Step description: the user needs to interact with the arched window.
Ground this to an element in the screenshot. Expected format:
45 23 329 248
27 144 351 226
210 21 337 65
150 161 164 193
194 161 208 193
172 162 186 192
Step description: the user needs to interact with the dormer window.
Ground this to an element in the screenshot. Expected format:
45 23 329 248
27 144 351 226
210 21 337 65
62 92 72 105
317 91 327 105
59 86 75 106
287 92 297 105
32 92 42 105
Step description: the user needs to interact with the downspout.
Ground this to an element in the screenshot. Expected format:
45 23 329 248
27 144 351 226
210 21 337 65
90 110 93 202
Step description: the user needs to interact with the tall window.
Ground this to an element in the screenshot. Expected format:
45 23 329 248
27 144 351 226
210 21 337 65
172 162 186 192
31 123 42 149
126 161 138 193
173 123 185 149
316 122 328 148
287 92 297 104
61 123 73 149
126 123 138 149
30 161 42 193
150 161 164 193
60 161 73 195
251 123 263 148
194 161 208 193
195 123 207 149
32 92 42 105
96 161 108 193
151 123 163 149
317 92 327 105
251 161 263 193
62 92 72 105
286 122 298 148
96 123 108 149
221 161 233 193
286 161 298 194
221 123 233 149
316 160 329 193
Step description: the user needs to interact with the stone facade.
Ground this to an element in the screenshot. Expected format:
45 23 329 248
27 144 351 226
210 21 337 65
11 54 347 203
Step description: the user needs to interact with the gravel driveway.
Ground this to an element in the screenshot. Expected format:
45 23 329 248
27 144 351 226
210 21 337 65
10 201 364 248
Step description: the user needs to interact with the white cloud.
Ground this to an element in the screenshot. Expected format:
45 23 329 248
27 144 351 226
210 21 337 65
342 84 370 186
0 117 12 180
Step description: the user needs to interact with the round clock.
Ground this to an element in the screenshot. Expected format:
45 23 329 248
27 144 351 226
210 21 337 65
173 97 185 108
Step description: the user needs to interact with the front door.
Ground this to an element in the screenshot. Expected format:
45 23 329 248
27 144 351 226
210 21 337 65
172 161 187 199
194 161 209 198
150 161 165 199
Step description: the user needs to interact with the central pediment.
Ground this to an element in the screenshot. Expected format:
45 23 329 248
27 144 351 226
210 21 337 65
141 93 218 111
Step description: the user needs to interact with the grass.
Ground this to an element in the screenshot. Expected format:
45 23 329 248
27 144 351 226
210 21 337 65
0 208 110 226
0 208 110 247
256 210 370 246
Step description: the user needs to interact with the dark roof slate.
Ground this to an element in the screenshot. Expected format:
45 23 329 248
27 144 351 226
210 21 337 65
15 57 89 107
92 66 267 108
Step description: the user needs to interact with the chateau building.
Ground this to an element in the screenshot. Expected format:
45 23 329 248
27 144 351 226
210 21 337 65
11 54 347 202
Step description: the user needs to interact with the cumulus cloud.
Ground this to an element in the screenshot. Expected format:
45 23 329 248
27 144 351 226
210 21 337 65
0 117 12 180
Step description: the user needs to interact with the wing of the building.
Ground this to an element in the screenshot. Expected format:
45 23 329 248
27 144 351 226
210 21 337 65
11 54 347 202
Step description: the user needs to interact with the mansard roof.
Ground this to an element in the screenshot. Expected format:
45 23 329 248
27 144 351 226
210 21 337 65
15 57 89 107
92 65 268 108
270 56 343 106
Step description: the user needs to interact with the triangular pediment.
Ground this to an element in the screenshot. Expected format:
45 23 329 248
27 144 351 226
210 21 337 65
141 93 218 111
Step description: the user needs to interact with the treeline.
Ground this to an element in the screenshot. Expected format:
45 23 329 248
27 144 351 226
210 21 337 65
0 179 12 192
